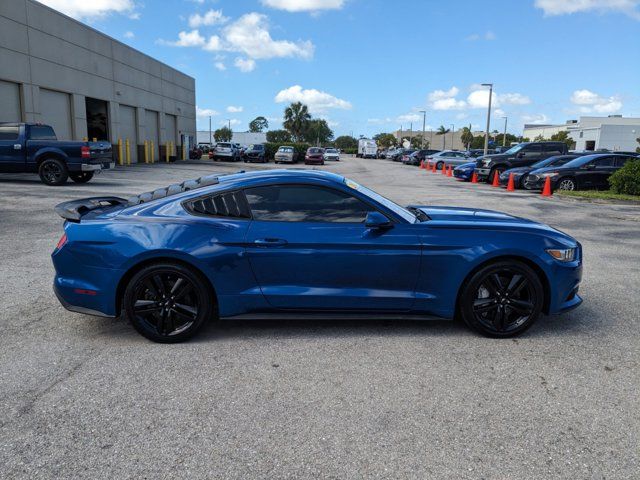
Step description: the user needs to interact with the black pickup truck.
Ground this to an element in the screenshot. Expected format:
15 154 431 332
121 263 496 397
0 123 113 185
474 141 569 183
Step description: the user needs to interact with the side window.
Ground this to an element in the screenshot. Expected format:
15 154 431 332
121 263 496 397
523 144 541 157
594 157 615 168
245 185 374 223
545 144 564 155
0 126 19 141
184 191 251 219
29 126 56 140
615 156 634 167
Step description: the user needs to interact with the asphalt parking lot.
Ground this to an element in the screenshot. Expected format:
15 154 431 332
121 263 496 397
1 156 639 479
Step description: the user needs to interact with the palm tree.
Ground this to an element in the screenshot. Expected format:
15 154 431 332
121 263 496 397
283 102 311 142
436 125 451 149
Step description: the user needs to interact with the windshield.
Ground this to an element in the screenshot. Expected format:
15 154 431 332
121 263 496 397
308 148 322 153
343 178 417 223
531 155 572 168
249 144 264 150
325 148 337 153
278 147 293 153
504 144 525 155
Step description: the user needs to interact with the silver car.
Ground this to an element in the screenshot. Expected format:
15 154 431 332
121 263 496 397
274 146 297 164
324 148 340 161
425 150 470 170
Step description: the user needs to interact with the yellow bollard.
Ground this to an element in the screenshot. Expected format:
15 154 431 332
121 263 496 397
92 137 97 142
182 143 187 161
150 140 155 163
165 142 169 163
144 140 149 164
125 138 131 165
118 138 123 166
82 136 88 142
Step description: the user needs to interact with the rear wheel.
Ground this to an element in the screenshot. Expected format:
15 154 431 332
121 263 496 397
123 263 213 343
459 260 544 338
557 177 576 191
39 158 68 186
70 171 94 183
436 161 444 171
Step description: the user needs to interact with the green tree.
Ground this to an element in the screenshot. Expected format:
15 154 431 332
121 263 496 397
409 136 426 148
214 126 232 142
534 134 546 142
248 116 269 133
494 133 519 147
373 132 397 148
302 119 334 145
460 127 474 150
266 129 292 143
283 102 311 142
636 137 640 154
435 125 451 149
334 135 358 150
550 130 575 149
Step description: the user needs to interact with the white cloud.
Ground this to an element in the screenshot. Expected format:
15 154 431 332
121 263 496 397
159 29 206 47
37 0 135 19
261 0 345 12
188 9 229 27
196 106 219 117
226 105 243 113
123 31 134 39
214 62 226 71
467 88 531 109
522 113 550 125
224 13 314 60
397 113 422 123
274 85 352 113
234 57 256 72
570 89 622 113
220 119 242 127
427 87 467 110
466 31 496 41
535 0 640 19
203 35 223 51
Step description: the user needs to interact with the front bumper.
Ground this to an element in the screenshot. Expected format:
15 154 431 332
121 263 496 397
453 169 473 180
523 175 548 190
475 167 491 180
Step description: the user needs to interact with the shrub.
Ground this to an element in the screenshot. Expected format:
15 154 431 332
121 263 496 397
264 142 311 161
342 147 358 155
609 159 640 196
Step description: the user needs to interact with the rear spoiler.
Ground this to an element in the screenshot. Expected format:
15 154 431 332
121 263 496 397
55 196 128 222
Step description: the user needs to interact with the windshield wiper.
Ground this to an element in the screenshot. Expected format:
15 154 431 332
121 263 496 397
407 206 430 222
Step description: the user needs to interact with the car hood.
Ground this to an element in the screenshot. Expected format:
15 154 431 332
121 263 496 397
503 167 533 175
478 153 511 165
454 162 476 169
529 166 573 175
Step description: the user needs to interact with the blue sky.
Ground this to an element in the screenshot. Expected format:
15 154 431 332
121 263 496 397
41 0 640 136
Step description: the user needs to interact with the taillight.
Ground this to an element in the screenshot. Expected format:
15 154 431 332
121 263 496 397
56 233 67 250
81 146 91 158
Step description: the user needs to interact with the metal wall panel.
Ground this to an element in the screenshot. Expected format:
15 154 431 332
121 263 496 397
145 110 159 161
40 88 72 140
0 79 22 123
119 104 137 163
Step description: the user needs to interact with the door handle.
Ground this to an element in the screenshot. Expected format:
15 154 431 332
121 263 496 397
253 238 288 246
13 144 22 150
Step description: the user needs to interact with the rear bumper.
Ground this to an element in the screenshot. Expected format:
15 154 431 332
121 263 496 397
81 161 114 172
54 282 115 318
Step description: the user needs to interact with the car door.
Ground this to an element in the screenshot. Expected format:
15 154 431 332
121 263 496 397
517 144 542 166
0 125 24 172
243 183 422 311
592 156 617 189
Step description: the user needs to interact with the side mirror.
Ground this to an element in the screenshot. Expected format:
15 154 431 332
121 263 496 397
365 211 393 230
516 152 525 158
582 164 595 170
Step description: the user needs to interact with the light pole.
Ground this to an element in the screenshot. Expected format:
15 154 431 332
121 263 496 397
420 110 426 148
481 83 493 156
409 122 413 148
450 124 455 150
208 116 212 145
502 116 508 146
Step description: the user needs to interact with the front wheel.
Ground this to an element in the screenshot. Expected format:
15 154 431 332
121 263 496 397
39 158 69 186
459 260 544 337
557 177 576 191
70 171 94 183
436 161 444 171
123 263 213 343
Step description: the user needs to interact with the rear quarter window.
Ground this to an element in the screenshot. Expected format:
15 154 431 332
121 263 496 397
29 126 56 141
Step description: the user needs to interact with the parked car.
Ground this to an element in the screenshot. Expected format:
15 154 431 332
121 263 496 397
425 150 470 170
189 147 203 160
400 149 417 163
51 169 583 343
0 122 113 186
475 142 569 183
305 147 325 165
274 146 297 164
324 148 340 161
390 148 407 162
242 144 267 163
453 161 477 181
499 154 582 188
523 153 638 191
210 142 240 161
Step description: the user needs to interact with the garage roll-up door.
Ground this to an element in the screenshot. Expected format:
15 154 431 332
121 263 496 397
119 105 138 163
40 89 72 140
165 114 177 146
145 110 159 162
0 80 21 123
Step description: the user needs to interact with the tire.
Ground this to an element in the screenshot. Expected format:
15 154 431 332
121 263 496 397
70 171 94 183
557 177 576 191
123 262 214 343
436 161 444 171
458 260 544 338
488 166 505 184
38 158 69 186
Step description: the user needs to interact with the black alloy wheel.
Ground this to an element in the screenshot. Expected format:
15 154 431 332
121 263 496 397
39 158 69 186
459 260 543 337
70 172 95 183
124 263 212 343
557 177 576 191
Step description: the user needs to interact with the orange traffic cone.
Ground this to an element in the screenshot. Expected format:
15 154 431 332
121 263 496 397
491 170 500 187
471 172 478 183
432 162 437 173
441 163 447 175
506 173 515 191
446 165 453 177
420 160 424 169
541 176 553 197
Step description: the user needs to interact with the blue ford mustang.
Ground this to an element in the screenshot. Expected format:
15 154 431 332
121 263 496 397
52 170 582 342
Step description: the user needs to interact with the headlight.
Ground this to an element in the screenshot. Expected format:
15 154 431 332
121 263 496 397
546 248 576 262
541 172 559 178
